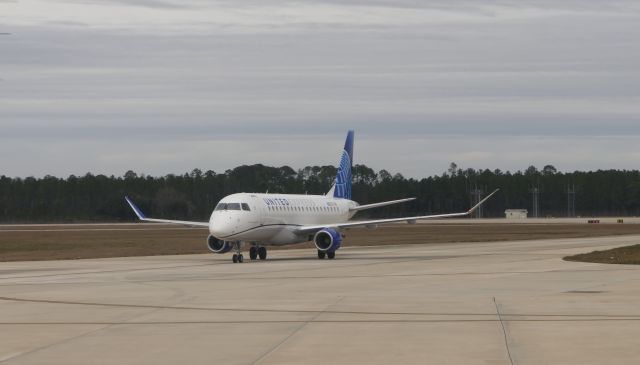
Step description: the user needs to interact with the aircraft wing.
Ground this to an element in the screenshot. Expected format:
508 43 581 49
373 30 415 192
125 197 210 227
349 197 416 212
296 189 499 233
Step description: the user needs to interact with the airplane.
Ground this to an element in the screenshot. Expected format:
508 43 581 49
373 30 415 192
125 131 499 263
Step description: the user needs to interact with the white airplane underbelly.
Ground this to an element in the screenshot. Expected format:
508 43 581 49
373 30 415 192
226 212 349 244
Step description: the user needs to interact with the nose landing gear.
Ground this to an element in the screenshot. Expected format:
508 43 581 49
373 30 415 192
231 242 243 263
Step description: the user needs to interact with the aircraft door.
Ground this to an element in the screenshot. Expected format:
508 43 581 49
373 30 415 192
248 195 262 225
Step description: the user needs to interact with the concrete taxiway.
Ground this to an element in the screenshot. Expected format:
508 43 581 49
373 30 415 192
1 236 640 364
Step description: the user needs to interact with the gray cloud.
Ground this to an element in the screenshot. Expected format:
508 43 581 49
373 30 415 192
61 0 194 9
0 1 638 177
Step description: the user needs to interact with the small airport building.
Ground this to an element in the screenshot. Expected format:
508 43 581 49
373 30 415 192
505 209 528 219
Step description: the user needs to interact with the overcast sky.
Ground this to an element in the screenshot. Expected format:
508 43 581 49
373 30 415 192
1 0 639 178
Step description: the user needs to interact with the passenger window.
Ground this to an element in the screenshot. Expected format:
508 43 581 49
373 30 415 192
241 203 250 211
227 203 241 210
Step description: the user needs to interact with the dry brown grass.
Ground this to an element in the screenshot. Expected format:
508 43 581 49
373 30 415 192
564 244 640 265
2 223 640 262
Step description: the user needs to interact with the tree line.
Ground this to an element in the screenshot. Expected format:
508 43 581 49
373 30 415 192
1 163 639 223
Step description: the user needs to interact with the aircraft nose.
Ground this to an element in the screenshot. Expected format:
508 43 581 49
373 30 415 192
209 212 234 237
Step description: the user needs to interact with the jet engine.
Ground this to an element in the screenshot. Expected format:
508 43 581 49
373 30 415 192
313 228 342 252
207 235 232 254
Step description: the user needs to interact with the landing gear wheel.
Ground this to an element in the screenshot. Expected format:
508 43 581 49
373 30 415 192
317 250 326 259
238 254 244 263
232 254 238 263
327 251 335 259
249 247 258 260
258 247 267 260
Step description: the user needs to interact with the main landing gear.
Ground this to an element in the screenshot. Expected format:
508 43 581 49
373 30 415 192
232 244 267 263
317 250 335 259
249 245 267 261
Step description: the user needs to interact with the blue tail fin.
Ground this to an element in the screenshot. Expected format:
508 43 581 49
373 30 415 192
332 130 354 199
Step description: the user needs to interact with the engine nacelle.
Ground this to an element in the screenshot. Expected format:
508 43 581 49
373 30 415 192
207 235 232 254
314 228 342 252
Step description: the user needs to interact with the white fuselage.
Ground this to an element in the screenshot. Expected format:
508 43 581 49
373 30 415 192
209 193 358 245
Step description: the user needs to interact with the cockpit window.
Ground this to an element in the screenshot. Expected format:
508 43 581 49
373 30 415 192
215 202 252 211
215 202 243 211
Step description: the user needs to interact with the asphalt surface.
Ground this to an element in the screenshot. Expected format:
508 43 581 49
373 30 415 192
1 235 640 364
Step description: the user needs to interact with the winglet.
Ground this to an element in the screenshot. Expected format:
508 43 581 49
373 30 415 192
467 189 500 214
125 196 146 220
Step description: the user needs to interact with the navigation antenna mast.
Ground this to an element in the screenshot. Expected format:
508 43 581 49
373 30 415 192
567 184 576 217
470 184 484 219
529 186 540 218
